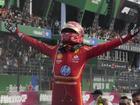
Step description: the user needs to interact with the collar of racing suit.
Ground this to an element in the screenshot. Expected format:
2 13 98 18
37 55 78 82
58 43 83 53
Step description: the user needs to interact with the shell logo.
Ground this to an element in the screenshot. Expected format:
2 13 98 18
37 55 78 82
57 53 63 59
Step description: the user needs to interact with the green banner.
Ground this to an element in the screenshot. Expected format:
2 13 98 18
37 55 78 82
57 0 108 15
0 0 5 6
1 22 51 38
56 0 86 9
93 81 114 92
0 74 31 91
85 0 108 15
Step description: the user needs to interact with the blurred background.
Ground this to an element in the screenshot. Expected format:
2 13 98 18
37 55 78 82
0 0 140 104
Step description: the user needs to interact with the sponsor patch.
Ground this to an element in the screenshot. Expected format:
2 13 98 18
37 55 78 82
56 53 63 64
60 65 71 76
72 55 80 63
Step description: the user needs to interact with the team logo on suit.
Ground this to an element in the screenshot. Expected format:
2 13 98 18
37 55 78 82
60 65 71 76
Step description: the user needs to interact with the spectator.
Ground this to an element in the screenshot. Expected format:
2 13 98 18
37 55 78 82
90 89 103 105
132 90 140 105
27 82 33 91
119 96 132 105
102 98 113 105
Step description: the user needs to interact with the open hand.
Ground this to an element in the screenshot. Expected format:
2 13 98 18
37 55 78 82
128 23 140 36
5 22 17 33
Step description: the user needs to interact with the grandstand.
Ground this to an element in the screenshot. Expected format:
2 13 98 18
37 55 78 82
0 0 140 94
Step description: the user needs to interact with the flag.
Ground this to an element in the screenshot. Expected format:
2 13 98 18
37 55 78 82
31 75 39 91
42 28 52 39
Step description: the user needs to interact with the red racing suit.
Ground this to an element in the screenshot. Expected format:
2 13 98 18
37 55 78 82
15 30 134 105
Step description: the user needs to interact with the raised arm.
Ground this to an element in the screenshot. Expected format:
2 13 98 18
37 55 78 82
86 25 140 59
5 22 56 58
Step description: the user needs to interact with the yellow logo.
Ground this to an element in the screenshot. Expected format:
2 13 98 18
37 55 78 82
74 49 79 53
57 53 63 59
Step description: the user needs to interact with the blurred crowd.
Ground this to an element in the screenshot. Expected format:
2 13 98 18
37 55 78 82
86 89 140 105
0 7 53 75
0 6 139 44
0 7 140 45
0 7 51 28
84 24 140 44
0 35 52 75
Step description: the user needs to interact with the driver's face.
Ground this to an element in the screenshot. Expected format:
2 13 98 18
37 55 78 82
61 33 83 44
